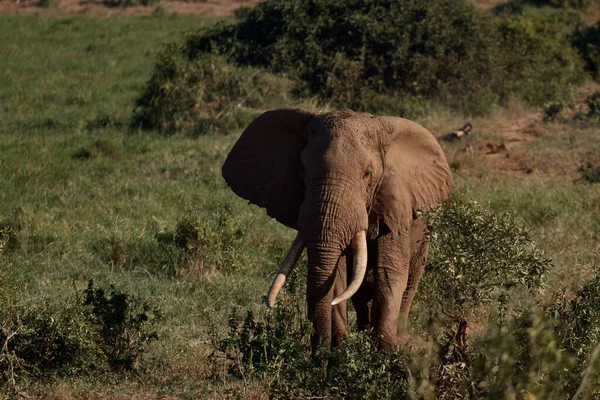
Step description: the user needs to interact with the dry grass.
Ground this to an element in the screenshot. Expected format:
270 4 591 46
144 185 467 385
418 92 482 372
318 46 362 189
0 0 262 17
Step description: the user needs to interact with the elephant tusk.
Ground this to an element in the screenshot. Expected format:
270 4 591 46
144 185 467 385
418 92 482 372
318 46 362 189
266 234 305 308
331 230 367 306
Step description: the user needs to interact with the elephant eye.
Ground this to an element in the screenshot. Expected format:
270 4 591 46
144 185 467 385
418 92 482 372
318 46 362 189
364 169 373 179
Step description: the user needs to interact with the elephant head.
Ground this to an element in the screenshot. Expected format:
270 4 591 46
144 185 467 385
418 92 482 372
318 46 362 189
222 108 454 349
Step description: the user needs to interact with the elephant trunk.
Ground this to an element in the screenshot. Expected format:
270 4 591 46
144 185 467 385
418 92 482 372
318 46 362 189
306 242 341 349
303 188 368 349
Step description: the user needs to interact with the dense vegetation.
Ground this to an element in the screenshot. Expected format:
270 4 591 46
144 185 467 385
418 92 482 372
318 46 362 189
1 1 599 397
134 0 600 133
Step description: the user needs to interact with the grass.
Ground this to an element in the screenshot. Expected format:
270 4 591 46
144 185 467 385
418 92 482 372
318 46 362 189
1 12 599 398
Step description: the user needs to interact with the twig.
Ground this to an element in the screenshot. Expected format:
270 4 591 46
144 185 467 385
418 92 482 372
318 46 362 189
572 342 600 400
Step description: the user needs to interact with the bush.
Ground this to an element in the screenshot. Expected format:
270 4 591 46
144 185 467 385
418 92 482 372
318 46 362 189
83 280 159 371
470 311 576 398
1 301 106 387
495 8 585 105
135 0 591 133
418 196 549 396
188 0 502 113
587 90 600 117
574 23 600 80
0 281 159 390
578 163 600 183
154 210 247 276
422 197 548 328
212 273 413 399
132 46 295 135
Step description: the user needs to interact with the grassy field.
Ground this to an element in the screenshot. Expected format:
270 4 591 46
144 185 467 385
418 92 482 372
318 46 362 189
1 12 599 399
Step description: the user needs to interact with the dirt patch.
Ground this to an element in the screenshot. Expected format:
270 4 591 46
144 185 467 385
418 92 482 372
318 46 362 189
0 0 262 17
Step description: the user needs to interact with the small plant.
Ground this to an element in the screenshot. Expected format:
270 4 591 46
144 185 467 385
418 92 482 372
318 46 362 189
37 0 60 8
470 310 576 398
0 280 159 391
83 280 159 371
0 208 25 255
543 101 564 121
420 197 550 395
578 163 600 183
155 211 246 276
1 299 106 389
132 48 294 134
212 270 412 399
587 90 600 117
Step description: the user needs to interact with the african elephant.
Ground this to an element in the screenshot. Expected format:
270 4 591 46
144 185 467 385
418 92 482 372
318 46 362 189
222 108 454 350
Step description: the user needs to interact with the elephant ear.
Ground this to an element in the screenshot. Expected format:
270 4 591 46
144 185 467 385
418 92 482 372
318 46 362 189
372 117 455 235
222 108 318 229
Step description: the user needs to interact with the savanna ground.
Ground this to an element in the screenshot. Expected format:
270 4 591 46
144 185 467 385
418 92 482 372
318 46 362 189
1 0 600 398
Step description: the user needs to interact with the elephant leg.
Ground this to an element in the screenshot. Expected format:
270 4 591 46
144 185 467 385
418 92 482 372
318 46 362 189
399 239 428 334
332 253 349 348
372 233 410 349
352 267 374 332
399 217 429 334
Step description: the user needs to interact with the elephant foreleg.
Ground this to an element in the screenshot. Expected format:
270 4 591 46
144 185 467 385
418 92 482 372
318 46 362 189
399 217 429 334
372 233 410 349
352 268 375 332
399 239 428 334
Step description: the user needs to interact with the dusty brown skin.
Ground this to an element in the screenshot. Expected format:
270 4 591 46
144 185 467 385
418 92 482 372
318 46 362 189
222 108 454 350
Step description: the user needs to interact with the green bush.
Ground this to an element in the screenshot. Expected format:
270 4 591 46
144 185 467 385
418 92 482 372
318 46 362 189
587 90 600 116
470 311 576 398
496 8 585 105
0 281 159 390
212 273 412 399
1 301 106 387
189 0 502 112
83 281 159 371
578 163 600 183
422 197 548 326
418 197 549 396
135 0 590 133
132 46 295 135
154 210 246 275
574 23 600 80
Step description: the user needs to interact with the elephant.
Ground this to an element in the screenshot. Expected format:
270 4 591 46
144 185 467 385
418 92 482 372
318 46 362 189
222 108 454 350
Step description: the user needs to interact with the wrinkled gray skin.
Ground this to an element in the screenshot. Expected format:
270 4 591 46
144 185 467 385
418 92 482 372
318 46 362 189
222 108 454 350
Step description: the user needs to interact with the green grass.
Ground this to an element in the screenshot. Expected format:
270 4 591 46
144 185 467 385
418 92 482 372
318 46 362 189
1 13 599 398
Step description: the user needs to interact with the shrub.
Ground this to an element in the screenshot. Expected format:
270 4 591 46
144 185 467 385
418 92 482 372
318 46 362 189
495 8 585 105
578 163 600 183
132 46 295 135
212 274 413 399
154 210 246 275
0 281 159 390
574 22 600 80
190 0 502 113
470 311 576 398
83 280 159 371
422 197 548 330
587 90 600 116
1 301 106 388
418 197 549 396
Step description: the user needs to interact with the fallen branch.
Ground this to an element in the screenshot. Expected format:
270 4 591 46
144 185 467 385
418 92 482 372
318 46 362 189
437 123 473 142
